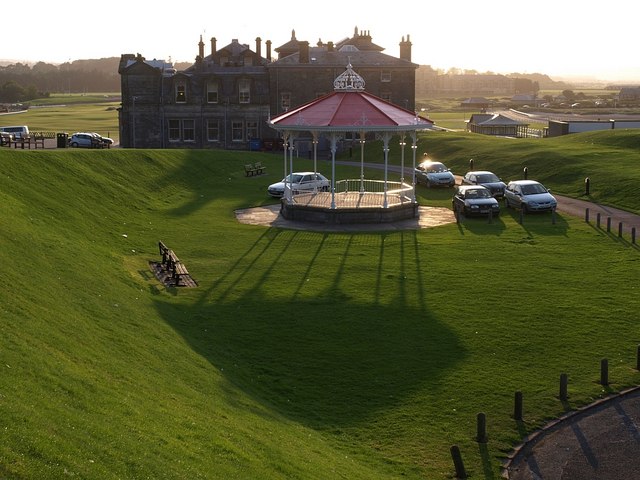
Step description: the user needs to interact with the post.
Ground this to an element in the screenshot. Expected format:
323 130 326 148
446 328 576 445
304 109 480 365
559 373 568 401
488 207 493 224
469 158 474 170
585 207 590 223
632 227 637 245
596 212 601 228
619 222 624 238
514 391 523 421
476 412 488 443
523 166 528 180
584 176 590 195
551 207 556 225
450 445 467 479
519 209 524 225
606 217 611 232
600 358 609 386
636 345 640 371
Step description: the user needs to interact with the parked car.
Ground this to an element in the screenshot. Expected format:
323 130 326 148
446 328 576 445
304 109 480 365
461 170 506 198
504 180 557 212
267 172 330 198
69 132 104 148
452 185 500 217
415 160 455 188
96 134 114 146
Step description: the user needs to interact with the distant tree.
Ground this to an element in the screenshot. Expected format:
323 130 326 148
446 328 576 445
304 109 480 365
562 90 576 101
0 81 26 102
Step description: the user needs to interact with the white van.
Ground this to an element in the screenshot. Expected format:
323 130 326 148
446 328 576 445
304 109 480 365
0 125 29 139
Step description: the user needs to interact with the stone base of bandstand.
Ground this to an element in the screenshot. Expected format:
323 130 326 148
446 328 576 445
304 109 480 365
280 200 418 224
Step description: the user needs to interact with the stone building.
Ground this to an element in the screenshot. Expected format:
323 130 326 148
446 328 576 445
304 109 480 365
118 27 418 149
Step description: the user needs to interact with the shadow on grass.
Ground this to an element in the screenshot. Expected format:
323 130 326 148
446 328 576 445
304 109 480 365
156 228 467 428
478 443 497 479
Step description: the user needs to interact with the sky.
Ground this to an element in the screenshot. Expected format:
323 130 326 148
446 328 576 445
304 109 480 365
4 0 639 82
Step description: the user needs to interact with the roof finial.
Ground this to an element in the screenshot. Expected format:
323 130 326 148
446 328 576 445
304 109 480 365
333 62 365 91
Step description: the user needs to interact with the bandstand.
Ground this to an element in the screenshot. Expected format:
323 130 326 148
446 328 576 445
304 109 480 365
267 63 435 224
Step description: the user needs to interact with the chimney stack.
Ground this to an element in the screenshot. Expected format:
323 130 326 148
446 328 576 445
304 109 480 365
399 34 412 61
299 41 310 63
198 35 205 59
266 40 272 62
327 41 334 52
255 37 262 57
211 37 217 56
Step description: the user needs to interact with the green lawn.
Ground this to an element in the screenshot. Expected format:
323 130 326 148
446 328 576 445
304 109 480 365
1 135 639 479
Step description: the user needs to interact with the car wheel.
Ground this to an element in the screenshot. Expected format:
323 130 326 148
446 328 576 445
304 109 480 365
322 186 329 192
71 142 78 148
505 197 511 209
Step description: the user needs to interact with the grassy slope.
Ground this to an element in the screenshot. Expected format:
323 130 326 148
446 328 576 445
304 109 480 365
1 136 639 479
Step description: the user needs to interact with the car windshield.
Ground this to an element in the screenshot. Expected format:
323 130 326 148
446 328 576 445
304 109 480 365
476 173 500 183
521 183 547 195
465 189 491 199
423 163 447 173
284 174 305 183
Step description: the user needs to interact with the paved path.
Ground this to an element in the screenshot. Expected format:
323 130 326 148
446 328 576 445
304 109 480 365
506 387 640 480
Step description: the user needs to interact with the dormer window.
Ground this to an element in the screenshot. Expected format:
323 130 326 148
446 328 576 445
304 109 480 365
175 83 186 103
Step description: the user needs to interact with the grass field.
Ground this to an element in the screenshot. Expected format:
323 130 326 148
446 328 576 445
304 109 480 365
1 133 639 478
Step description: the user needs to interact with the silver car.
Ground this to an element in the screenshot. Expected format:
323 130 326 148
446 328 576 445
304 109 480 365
504 180 557 212
415 160 455 188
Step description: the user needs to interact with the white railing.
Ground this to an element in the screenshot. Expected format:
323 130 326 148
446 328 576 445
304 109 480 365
337 178 413 194
286 179 415 208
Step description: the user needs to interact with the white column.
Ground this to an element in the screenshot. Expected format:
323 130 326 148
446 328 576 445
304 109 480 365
411 132 418 202
382 132 391 208
330 133 338 209
282 132 290 201
359 131 365 194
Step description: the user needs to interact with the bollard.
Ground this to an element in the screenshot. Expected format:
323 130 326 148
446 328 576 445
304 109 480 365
469 158 474 170
600 358 609 386
637 345 640 371
523 166 528 180
514 391 523 421
585 207 590 223
632 227 637 245
585 176 590 195
551 207 556 225
559 373 568 401
597 212 601 228
607 217 611 232
519 209 524 225
476 412 488 443
619 222 623 238
450 445 467 479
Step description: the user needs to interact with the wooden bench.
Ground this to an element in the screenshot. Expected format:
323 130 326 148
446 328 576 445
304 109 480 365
244 164 258 176
158 241 190 285
253 162 267 175
244 162 267 176
33 135 45 149
13 135 31 149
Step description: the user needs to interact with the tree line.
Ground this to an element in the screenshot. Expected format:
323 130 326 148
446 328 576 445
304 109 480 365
0 58 121 102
